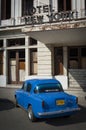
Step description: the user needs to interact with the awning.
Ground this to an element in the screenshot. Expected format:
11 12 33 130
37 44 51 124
24 27 86 45
22 19 86 46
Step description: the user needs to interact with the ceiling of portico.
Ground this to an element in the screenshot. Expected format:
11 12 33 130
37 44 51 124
26 27 86 46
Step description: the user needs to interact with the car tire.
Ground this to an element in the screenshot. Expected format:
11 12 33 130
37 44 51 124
28 106 36 122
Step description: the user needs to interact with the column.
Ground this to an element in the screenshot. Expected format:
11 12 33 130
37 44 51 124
52 0 58 12
11 0 15 25
15 0 22 25
80 0 85 17
3 39 7 85
0 0 1 25
63 47 67 76
11 0 15 18
34 0 38 7
63 46 68 89
25 36 30 77
18 0 22 18
77 0 81 18
72 0 76 10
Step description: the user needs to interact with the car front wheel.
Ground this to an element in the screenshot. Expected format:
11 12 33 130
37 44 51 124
15 96 19 107
28 106 36 122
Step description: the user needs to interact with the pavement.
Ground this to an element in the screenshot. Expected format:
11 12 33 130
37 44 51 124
65 90 86 107
0 87 16 102
0 87 86 130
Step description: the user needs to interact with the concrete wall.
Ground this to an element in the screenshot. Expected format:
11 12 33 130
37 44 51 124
0 76 6 87
38 41 53 76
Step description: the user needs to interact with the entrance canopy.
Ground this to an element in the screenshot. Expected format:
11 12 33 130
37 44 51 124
24 27 86 45
22 22 86 45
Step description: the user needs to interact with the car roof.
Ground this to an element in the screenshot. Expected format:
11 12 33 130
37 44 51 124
24 79 62 93
25 78 60 87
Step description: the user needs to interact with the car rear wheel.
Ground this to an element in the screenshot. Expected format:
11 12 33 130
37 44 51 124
28 106 36 122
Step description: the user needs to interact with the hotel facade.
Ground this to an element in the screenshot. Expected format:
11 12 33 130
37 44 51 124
0 0 86 91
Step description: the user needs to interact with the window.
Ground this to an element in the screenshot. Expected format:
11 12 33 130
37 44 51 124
7 38 25 47
0 40 3 47
58 0 71 12
27 84 31 92
0 51 3 75
22 0 33 16
81 48 86 69
69 48 78 69
29 38 37 46
22 82 26 90
34 83 63 94
30 49 37 75
1 0 11 20
22 82 31 92
68 47 86 69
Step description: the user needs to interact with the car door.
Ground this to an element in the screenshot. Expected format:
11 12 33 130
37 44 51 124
22 83 32 110
17 83 27 107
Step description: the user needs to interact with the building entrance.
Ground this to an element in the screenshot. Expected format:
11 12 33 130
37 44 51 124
8 50 25 84
54 47 63 75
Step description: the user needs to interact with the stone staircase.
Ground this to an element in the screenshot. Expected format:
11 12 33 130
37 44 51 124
68 69 86 90
66 69 86 101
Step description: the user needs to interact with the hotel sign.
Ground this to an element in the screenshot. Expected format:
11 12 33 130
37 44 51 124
22 5 78 24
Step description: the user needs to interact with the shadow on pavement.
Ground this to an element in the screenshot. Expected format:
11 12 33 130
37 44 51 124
0 98 15 111
45 105 86 126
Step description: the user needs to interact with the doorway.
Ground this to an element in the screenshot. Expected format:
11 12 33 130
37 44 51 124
54 47 63 75
8 50 25 84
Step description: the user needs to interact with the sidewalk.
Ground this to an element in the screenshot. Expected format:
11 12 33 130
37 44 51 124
0 87 17 102
65 89 86 107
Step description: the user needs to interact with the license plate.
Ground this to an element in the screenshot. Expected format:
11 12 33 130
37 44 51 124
56 100 65 105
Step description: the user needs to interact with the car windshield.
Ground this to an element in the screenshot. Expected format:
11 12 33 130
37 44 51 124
34 83 63 93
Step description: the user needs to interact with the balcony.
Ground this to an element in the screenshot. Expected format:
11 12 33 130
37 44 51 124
0 9 86 27
0 18 15 27
17 9 86 25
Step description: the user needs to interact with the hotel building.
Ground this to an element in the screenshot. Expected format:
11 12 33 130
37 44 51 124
0 0 86 93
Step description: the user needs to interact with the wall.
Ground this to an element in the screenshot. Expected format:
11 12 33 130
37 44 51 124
38 41 53 76
0 76 6 87
55 75 68 90
25 75 68 90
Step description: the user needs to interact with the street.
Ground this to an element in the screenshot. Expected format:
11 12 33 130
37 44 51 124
0 88 86 130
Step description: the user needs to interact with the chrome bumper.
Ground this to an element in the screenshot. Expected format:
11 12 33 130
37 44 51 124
38 107 80 116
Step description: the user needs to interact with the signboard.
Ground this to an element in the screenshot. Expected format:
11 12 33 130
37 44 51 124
21 5 78 25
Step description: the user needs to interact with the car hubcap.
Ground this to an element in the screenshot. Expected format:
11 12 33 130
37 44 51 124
28 109 32 119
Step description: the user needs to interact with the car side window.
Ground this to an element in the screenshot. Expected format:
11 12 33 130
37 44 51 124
22 82 31 92
22 82 27 91
26 83 32 92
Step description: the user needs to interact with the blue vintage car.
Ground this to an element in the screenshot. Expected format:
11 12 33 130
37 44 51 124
15 79 80 122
